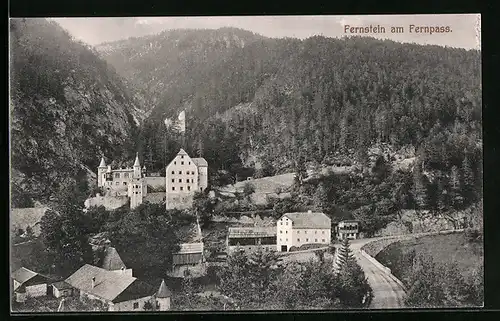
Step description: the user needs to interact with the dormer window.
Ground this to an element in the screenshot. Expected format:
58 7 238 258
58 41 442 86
181 155 184 159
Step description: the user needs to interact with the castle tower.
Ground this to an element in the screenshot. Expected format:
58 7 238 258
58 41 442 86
97 157 107 187
130 153 144 209
155 279 171 311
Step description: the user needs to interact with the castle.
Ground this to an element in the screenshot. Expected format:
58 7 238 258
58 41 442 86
95 153 147 209
87 149 208 211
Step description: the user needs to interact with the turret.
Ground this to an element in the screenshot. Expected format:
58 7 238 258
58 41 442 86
97 157 107 187
133 153 141 178
155 279 171 311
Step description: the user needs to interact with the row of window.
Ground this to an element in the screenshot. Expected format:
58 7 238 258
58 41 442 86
171 186 191 191
171 178 195 183
279 230 326 234
171 170 196 175
278 238 326 243
173 160 191 166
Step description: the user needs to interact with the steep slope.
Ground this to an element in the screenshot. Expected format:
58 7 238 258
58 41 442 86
97 30 481 182
10 18 142 204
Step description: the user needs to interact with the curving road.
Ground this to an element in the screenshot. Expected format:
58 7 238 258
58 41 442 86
350 238 406 309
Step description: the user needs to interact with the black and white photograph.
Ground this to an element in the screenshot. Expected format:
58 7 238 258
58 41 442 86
9 14 482 312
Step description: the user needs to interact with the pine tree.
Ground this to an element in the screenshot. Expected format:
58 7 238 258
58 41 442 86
411 162 428 210
461 154 475 204
336 238 354 270
313 182 329 212
449 165 464 210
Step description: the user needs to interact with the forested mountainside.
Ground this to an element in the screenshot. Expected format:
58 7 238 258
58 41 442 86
10 19 141 206
97 28 481 181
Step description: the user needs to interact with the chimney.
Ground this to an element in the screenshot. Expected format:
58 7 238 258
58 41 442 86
121 267 125 274
91 277 96 288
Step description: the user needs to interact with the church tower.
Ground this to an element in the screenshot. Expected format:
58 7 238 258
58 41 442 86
97 157 107 187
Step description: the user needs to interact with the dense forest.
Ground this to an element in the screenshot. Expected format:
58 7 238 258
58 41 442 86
10 19 143 204
98 28 481 179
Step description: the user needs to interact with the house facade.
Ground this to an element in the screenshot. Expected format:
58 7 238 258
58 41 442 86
226 227 277 254
165 149 208 209
65 264 170 311
276 211 331 252
11 267 51 302
336 220 359 240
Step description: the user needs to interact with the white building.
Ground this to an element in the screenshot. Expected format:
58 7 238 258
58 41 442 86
65 264 170 311
11 267 51 302
276 211 331 252
336 220 359 240
165 149 208 209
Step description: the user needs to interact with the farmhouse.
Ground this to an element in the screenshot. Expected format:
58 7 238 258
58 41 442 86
51 281 73 298
169 242 205 278
276 211 331 252
101 246 133 277
65 264 168 311
226 227 277 254
12 267 52 302
336 220 359 240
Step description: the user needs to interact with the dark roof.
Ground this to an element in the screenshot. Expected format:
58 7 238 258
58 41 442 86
157 279 171 298
52 281 73 290
192 158 208 167
176 242 204 254
228 227 276 238
111 279 156 303
173 252 203 265
101 247 126 271
281 212 331 229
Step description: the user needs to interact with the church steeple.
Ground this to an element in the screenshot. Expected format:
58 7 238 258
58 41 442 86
99 157 106 168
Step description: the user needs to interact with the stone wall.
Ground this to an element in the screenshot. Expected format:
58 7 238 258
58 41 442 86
145 177 166 189
84 196 128 210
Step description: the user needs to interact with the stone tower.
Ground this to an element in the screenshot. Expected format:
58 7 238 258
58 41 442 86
155 279 171 311
97 157 107 187
129 153 144 209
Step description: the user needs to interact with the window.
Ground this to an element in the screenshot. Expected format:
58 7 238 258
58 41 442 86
315 239 318 242
180 187 183 191
136 192 138 194
171 171 174 174
116 182 119 185
306 238 309 242
191 171 195 175
172 187 175 191
181 161 184 165
297 238 300 242
322 231 325 234
133 302 139 309
191 179 194 183
280 230 282 234
115 173 120 178
279 238 282 241
305 231 307 234
315 231 317 234
280 222 283 225
181 155 184 159
285 231 288 234
174 161 176 165
179 179 182 183
124 173 129 178
322 239 325 242
172 179 175 183
179 171 182 174
189 162 191 165
123 182 127 185
297 230 300 234
285 222 288 225
188 186 191 191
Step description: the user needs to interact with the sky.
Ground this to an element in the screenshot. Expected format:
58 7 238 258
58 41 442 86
48 14 480 50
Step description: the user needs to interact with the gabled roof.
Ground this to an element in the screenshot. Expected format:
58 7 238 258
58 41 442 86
12 267 37 284
281 212 331 229
176 242 204 254
157 279 171 298
65 264 137 302
228 227 276 238
192 158 208 167
177 149 188 156
52 281 72 290
101 247 126 271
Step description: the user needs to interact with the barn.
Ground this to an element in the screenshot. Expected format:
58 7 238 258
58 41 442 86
11 267 51 302
169 243 205 278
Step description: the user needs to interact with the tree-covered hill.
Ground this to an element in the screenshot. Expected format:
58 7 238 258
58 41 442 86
97 29 481 180
10 18 142 205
